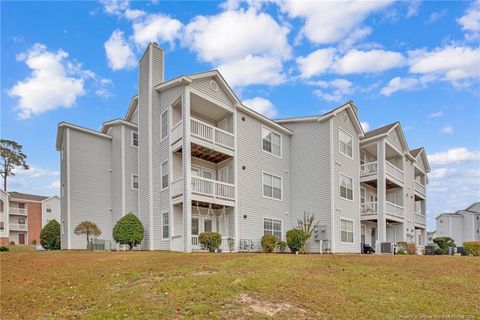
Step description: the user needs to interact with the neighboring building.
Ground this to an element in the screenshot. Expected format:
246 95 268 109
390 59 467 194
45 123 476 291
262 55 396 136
56 43 429 252
435 203 480 246
427 230 436 244
0 191 60 245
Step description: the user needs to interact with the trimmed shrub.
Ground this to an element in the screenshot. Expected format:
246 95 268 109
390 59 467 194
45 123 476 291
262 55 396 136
113 213 144 250
463 241 480 256
40 220 61 250
261 235 277 253
9 241 15 245
31 239 37 246
199 232 221 252
74 221 102 250
286 229 306 253
277 240 287 253
433 237 455 255
397 242 417 255
0 246 9 252
434 247 444 255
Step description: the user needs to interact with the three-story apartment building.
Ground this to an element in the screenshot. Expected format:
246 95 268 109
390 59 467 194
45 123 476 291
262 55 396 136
56 43 429 252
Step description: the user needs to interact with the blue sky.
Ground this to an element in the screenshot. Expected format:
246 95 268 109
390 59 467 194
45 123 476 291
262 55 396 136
1 0 479 230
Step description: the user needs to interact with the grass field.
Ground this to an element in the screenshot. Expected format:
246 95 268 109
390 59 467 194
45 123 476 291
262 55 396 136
1 249 479 319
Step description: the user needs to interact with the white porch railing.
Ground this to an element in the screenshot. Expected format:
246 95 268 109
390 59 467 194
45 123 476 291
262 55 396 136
192 236 233 252
171 177 183 197
386 161 404 183
10 223 27 231
9 207 27 215
171 121 183 144
414 181 426 195
360 161 378 177
191 176 235 200
386 201 404 218
415 213 426 226
361 202 378 215
191 118 235 150
0 213 5 222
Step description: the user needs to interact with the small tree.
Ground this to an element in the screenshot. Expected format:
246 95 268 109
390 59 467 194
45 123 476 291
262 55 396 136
286 229 306 253
112 213 144 250
198 232 221 252
74 221 102 250
433 237 455 255
296 211 320 253
40 220 61 250
0 139 29 191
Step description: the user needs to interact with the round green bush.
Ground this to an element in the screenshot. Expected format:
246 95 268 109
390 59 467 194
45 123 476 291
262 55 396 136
0 246 9 252
113 212 144 249
277 240 287 253
286 229 306 253
32 239 37 246
261 235 278 253
198 232 221 252
40 219 61 250
463 241 480 256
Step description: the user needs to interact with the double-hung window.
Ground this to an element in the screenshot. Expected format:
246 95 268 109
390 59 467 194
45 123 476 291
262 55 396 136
339 174 353 201
264 218 282 240
132 174 139 190
339 129 353 158
263 173 282 200
161 161 169 190
341 219 354 243
131 132 139 147
262 127 281 157
161 110 168 140
162 212 169 239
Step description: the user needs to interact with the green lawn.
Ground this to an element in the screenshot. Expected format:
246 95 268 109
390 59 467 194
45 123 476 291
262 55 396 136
1 250 479 319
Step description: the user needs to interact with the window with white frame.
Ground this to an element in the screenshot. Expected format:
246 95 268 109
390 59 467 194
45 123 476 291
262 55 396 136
132 174 139 190
161 110 168 139
264 218 282 240
339 129 353 158
339 174 353 200
161 161 169 190
204 219 213 232
263 173 282 200
131 131 139 147
162 212 169 239
262 127 281 157
341 219 354 243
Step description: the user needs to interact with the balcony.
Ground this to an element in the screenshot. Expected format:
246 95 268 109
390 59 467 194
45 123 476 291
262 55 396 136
414 181 426 197
360 161 378 178
385 161 404 185
9 207 27 216
386 201 404 219
171 176 235 206
415 212 426 226
10 223 27 231
361 202 378 216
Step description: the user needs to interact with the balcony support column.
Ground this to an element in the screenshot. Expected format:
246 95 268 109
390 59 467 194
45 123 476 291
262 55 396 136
182 87 192 252
376 139 387 252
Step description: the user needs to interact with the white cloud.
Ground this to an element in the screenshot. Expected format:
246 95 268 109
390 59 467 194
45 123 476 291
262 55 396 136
426 9 447 25
132 14 183 47
124 8 145 20
380 75 434 96
428 111 444 118
334 49 405 74
100 0 129 16
242 97 278 118
406 0 421 18
361 122 370 132
311 78 354 102
12 166 59 178
279 0 393 45
428 147 480 165
218 55 285 87
8 44 86 119
48 180 61 190
457 0 480 41
104 30 136 70
296 48 336 78
441 126 454 134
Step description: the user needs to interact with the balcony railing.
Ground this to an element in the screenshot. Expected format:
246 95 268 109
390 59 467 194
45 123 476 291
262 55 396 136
192 176 235 200
192 235 233 252
360 161 377 177
361 202 378 215
414 181 426 196
191 118 235 150
10 223 27 231
171 121 183 144
386 161 404 183
386 201 404 218
10 207 27 215
415 213 426 226
171 177 183 197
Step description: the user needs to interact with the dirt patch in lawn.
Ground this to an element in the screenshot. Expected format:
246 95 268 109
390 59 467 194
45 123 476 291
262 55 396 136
239 293 305 317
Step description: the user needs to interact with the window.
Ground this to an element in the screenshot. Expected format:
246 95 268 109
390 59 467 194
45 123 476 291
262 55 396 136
264 218 282 240
263 172 282 200
162 212 169 239
360 188 366 204
192 218 199 235
132 174 139 190
131 132 138 147
46 205 52 213
18 203 25 209
341 219 354 243
339 129 353 158
204 219 213 232
161 161 169 190
262 127 281 157
339 174 353 200
161 110 168 140
0 222 4 231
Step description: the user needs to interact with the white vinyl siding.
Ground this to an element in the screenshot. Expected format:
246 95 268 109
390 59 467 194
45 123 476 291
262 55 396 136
161 110 168 140
339 129 353 158
341 219 354 243
131 174 138 190
131 131 138 147
162 212 169 239
161 160 169 190
263 218 282 240
262 127 281 157
262 172 282 200
339 174 353 201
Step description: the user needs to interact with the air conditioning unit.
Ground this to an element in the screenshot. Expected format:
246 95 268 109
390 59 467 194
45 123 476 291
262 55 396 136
314 225 328 241
380 242 394 254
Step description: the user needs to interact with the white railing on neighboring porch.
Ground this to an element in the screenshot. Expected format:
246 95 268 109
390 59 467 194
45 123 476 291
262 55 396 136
9 223 27 231
386 201 404 218
9 207 27 215
414 181 426 195
360 161 378 177
386 161 404 183
192 235 233 252
171 178 183 197
171 121 183 144
191 176 235 200
191 118 235 150
361 202 378 215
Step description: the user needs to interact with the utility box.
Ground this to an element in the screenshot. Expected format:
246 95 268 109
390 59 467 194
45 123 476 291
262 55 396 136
314 225 328 241
380 242 393 254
